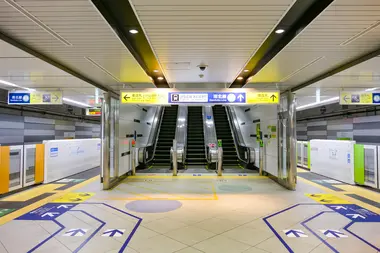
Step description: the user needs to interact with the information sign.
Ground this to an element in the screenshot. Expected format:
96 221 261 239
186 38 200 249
8 91 62 105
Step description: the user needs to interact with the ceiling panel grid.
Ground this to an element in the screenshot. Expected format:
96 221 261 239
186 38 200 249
248 0 380 90
130 0 295 84
0 0 152 87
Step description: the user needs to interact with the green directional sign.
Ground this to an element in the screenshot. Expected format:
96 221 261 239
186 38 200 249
0 208 15 217
217 139 222 147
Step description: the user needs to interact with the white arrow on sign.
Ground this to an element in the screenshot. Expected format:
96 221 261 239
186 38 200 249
57 205 73 209
330 206 348 210
237 94 244 102
41 212 60 218
347 214 366 219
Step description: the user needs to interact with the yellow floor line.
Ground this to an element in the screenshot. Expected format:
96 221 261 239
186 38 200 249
0 176 99 225
298 177 380 214
129 175 267 179
124 182 193 200
1 184 62 201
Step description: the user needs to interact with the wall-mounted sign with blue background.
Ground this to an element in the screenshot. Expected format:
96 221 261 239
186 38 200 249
169 92 248 104
121 89 279 105
8 90 62 105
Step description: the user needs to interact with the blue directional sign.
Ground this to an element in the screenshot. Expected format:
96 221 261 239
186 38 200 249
373 93 380 103
63 228 88 237
168 92 246 104
320 229 348 238
102 229 125 237
326 204 380 222
283 229 308 238
8 92 30 104
16 203 77 221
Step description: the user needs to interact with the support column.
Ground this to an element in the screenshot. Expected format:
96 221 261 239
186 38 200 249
102 92 120 190
277 91 297 190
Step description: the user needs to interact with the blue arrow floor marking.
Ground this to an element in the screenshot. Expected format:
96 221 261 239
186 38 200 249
27 219 65 253
301 211 340 253
69 210 105 253
344 221 380 251
24 203 142 253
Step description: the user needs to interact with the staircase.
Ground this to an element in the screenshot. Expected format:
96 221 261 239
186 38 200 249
186 106 207 166
154 106 178 167
212 105 239 167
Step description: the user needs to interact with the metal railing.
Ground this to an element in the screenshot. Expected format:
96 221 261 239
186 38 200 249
202 106 218 166
174 106 188 165
225 106 256 167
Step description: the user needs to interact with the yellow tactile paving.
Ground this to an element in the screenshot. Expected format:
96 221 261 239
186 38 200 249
0 176 99 225
335 184 380 203
0 184 62 201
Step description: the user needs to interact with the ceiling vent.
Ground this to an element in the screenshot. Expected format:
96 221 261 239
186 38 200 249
85 57 121 82
164 62 191 70
4 0 72 46
280 56 325 82
340 21 380 46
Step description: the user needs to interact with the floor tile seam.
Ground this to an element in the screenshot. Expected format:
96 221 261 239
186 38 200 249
37 223 72 253
0 239 9 253
77 203 143 224
65 210 103 228
242 246 271 253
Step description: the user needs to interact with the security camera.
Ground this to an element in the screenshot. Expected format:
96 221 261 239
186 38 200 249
197 64 208 71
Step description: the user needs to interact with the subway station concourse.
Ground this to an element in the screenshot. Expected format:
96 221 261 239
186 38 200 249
0 0 379 253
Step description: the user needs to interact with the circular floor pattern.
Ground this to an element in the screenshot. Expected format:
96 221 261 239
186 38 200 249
125 200 182 213
218 184 253 192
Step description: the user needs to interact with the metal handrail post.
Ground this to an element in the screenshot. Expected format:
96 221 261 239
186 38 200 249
217 147 223 176
131 142 136 176
172 139 178 176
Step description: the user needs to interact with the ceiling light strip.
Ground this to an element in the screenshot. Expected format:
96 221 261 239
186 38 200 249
280 56 325 82
4 0 72 46
84 56 121 82
296 96 339 110
63 98 91 108
340 21 380 46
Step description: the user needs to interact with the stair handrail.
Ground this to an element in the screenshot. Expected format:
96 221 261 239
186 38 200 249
202 106 218 164
174 106 188 164
225 106 255 165
138 106 164 164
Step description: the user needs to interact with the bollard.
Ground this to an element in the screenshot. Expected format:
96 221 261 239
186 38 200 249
217 147 223 176
172 139 178 176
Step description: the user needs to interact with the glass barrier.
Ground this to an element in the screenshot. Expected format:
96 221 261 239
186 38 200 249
23 145 37 186
9 145 23 191
363 145 378 188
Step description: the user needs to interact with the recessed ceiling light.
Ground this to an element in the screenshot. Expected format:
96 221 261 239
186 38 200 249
244 69 249 72
153 69 159 73
275 29 285 34
237 77 244 80
247 76 253 81
129 29 138 34
157 77 164 80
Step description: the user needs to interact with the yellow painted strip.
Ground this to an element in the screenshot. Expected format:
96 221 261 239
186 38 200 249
298 177 380 214
0 146 10 194
334 184 380 203
51 192 95 203
211 182 218 200
0 176 99 225
1 184 62 201
94 196 217 201
124 183 190 199
129 175 267 179
305 193 351 204
34 144 44 184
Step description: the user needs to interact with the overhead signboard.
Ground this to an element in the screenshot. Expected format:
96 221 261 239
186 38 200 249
86 108 101 116
8 91 62 105
121 89 279 105
340 91 378 105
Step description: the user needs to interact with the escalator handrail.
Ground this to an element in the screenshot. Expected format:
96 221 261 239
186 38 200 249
225 106 254 165
141 106 164 164
174 106 187 164
203 106 218 163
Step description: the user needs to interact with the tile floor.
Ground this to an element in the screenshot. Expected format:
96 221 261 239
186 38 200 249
0 173 379 253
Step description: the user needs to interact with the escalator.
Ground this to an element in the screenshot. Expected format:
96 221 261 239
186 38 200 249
153 106 178 167
213 105 239 167
186 106 207 166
